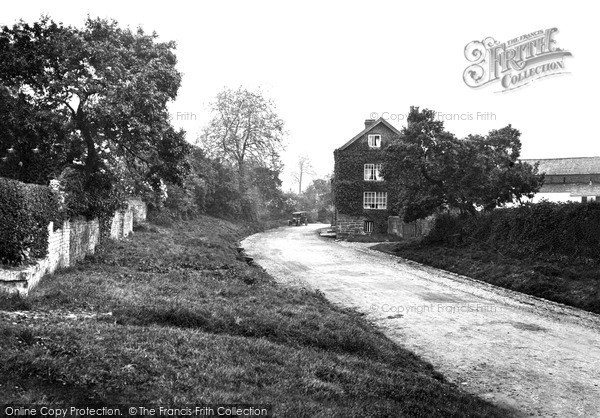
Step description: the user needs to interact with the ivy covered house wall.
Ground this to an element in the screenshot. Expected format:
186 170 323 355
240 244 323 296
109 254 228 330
333 118 400 236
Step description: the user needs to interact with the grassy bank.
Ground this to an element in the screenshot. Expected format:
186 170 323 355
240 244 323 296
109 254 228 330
1 215 509 417
373 241 600 315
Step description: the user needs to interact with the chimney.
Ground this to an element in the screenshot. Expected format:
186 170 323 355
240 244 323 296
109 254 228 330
364 119 376 129
407 106 420 127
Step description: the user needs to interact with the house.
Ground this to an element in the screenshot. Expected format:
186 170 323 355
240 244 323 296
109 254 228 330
521 157 600 203
332 117 401 236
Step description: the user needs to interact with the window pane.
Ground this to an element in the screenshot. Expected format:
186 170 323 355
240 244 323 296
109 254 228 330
368 135 381 147
364 164 374 180
375 164 382 180
364 191 387 209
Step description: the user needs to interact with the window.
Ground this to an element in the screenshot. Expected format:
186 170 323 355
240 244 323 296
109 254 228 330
367 134 381 148
364 164 383 181
364 221 374 233
363 192 387 209
582 196 588 203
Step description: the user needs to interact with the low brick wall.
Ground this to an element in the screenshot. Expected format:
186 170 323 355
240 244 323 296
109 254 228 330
128 199 147 225
70 218 100 264
0 200 144 296
0 218 99 296
110 209 133 240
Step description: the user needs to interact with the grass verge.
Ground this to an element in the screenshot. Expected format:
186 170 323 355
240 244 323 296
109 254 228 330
344 233 403 243
373 241 600 315
1 215 510 417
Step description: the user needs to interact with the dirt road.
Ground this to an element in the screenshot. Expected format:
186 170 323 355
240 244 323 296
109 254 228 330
242 224 600 417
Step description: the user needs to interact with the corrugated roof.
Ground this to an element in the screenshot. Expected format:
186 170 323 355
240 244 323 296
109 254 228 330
337 117 402 151
522 157 600 175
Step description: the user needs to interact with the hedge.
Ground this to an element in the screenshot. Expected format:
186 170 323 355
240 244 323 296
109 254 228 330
425 201 600 261
0 177 62 266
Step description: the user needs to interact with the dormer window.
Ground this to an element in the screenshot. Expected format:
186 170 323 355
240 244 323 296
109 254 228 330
367 134 381 148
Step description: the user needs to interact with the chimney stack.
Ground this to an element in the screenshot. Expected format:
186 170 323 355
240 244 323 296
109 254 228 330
364 119 376 129
407 106 420 127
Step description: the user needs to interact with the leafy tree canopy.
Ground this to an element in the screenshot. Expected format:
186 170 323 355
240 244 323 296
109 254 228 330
0 16 190 193
383 107 543 222
199 86 286 220
200 86 285 174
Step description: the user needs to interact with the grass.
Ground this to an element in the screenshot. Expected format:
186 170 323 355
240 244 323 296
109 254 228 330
373 241 600 315
0 215 511 417
344 233 404 243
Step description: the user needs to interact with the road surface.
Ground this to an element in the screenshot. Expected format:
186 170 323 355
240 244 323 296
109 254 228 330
242 223 600 417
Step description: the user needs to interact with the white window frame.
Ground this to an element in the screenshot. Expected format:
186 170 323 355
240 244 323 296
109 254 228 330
364 220 374 233
367 134 381 148
364 164 383 181
363 191 387 210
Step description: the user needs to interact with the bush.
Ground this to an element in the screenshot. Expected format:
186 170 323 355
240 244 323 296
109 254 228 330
58 168 125 240
0 177 63 265
58 168 123 221
425 201 600 261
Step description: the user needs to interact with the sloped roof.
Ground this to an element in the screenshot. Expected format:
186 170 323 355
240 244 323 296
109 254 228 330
522 157 600 175
539 183 600 196
337 117 402 151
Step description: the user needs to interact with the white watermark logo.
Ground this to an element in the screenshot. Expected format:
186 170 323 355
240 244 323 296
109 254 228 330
463 28 572 92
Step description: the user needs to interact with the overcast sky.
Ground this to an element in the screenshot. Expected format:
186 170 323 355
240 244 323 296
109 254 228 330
2 1 597 191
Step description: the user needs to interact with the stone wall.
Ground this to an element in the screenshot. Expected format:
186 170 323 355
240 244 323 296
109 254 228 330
336 213 367 236
128 199 148 225
110 208 134 240
0 200 143 296
388 215 436 238
70 218 100 264
0 218 99 296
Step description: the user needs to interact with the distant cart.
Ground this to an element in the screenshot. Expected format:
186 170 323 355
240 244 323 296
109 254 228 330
288 211 309 226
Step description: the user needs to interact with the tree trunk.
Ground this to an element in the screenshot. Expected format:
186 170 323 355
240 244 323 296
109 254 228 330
237 160 258 221
75 106 99 176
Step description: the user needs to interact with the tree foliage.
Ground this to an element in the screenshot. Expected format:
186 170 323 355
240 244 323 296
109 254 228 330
201 87 285 174
303 177 333 222
383 107 544 222
0 16 190 196
199 87 285 220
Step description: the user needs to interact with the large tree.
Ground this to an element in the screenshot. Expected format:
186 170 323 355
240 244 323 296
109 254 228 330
200 86 285 219
291 153 314 194
383 107 543 222
0 16 190 193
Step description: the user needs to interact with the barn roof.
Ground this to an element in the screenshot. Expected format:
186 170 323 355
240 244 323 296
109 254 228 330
522 157 600 175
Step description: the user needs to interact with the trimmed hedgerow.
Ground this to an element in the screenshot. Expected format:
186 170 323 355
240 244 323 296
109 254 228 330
425 201 600 262
0 177 63 265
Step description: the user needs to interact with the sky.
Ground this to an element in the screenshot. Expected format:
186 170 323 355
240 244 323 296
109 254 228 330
2 0 597 192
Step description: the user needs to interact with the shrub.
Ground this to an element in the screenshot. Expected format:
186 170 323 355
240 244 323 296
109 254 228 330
58 168 125 240
0 177 63 265
425 201 600 261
